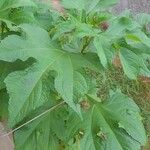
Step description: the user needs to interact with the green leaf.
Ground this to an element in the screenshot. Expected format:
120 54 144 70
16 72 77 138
139 56 150 77
0 59 34 90
93 0 119 12
73 71 88 101
61 0 85 10
126 30 150 48
0 24 101 126
73 69 98 102
14 100 68 150
0 1 148 149
15 111 61 150
0 0 36 11
52 19 76 40
135 13 150 26
53 16 99 40
0 89 9 119
96 0 119 8
75 23 100 38
87 94 101 102
67 90 147 150
0 0 36 27
94 36 108 68
119 46 150 79
0 62 12 90
119 48 140 79
9 8 36 24
14 91 147 150
105 14 139 39
61 0 119 12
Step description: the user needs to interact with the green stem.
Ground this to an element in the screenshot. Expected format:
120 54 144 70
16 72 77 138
0 22 5 40
0 101 65 137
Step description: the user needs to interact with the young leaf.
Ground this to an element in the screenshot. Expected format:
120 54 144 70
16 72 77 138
94 36 108 68
105 14 139 39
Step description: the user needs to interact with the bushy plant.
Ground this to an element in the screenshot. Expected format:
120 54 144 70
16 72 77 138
0 0 150 149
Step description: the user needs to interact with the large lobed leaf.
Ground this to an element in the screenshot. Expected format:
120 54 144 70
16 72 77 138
0 24 101 126
14 100 64 150
66 90 147 150
14 90 147 150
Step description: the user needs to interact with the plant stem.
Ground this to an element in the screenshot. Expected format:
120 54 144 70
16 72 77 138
0 22 5 40
0 101 65 138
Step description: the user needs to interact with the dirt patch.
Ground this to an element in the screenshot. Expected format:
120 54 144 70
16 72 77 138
0 123 14 150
